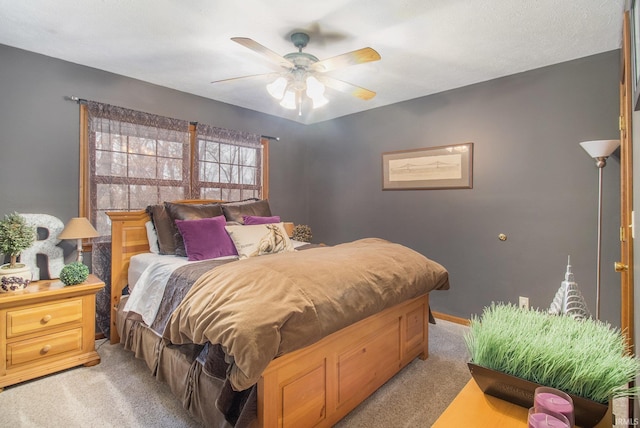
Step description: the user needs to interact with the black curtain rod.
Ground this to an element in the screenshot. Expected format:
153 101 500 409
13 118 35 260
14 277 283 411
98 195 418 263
65 95 86 103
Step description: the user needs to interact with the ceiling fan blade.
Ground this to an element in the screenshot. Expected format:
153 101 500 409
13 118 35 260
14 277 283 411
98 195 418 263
322 77 377 100
231 37 295 70
211 72 279 84
311 47 381 72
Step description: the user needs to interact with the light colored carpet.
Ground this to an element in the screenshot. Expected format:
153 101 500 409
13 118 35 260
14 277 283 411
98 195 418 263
0 337 202 428
0 320 472 427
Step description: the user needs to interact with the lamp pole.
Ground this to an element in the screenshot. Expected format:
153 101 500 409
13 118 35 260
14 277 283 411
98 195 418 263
595 158 605 320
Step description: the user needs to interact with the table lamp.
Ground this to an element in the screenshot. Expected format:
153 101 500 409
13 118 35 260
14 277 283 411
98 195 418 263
57 217 100 263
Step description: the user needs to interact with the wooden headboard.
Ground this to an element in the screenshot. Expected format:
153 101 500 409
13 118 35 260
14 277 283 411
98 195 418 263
106 199 222 343
106 199 293 344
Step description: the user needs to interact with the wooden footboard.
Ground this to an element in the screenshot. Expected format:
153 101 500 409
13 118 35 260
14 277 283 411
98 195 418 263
258 294 429 428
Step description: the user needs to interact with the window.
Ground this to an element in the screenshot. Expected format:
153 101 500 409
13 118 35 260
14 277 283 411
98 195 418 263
80 101 268 237
194 123 264 202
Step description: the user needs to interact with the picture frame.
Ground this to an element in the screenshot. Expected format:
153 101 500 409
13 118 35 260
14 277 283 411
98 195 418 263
382 142 473 190
631 0 640 110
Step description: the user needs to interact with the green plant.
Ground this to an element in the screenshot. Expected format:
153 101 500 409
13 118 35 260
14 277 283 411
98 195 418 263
59 262 89 286
465 303 640 404
0 212 36 268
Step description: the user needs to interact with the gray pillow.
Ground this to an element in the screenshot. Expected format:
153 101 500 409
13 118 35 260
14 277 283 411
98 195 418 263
221 199 272 224
164 202 224 257
146 204 177 255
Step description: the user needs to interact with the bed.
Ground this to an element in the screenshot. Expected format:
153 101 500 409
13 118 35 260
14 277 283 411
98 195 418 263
107 199 450 427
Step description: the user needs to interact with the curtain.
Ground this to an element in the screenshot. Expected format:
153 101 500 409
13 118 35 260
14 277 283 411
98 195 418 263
82 100 264 338
84 101 190 337
85 101 192 237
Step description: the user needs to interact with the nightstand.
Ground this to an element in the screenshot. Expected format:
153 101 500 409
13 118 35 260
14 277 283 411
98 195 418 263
0 274 104 391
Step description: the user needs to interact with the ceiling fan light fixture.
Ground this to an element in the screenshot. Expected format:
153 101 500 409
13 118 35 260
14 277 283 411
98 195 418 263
219 33 381 119
305 75 328 109
280 90 297 110
266 76 288 100
310 93 329 109
305 75 325 97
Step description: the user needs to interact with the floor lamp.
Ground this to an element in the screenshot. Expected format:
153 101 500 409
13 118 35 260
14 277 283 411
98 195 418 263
579 139 620 320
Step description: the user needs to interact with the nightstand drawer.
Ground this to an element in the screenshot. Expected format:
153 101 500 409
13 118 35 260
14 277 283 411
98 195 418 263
6 299 83 337
6 328 83 367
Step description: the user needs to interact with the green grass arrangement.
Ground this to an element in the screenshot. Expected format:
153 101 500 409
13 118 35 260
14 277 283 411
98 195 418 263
465 303 640 404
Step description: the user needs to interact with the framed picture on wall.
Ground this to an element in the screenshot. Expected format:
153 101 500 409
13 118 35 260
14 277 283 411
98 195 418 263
631 0 640 110
382 142 473 190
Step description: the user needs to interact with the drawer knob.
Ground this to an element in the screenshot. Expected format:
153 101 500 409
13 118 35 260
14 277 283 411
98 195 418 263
41 344 52 354
42 314 52 323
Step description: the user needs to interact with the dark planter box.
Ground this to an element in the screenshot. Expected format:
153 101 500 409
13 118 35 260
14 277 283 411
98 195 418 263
468 363 609 428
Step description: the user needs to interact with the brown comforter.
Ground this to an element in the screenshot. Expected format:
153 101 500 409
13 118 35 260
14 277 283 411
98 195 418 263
163 238 450 391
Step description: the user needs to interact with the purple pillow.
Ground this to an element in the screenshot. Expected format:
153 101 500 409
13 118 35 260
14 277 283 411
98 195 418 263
242 215 281 225
175 216 237 261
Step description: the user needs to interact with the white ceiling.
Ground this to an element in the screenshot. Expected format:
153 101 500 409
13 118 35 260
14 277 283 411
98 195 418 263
0 0 625 125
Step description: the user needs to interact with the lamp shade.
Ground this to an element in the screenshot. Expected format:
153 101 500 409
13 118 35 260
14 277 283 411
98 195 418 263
579 140 620 159
266 76 288 100
280 90 297 110
57 217 99 240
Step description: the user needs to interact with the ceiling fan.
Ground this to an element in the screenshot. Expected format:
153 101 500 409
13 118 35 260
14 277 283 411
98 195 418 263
212 32 381 116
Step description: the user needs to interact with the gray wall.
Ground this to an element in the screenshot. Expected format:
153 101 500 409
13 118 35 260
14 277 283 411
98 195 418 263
303 51 622 324
0 43 310 228
0 43 622 325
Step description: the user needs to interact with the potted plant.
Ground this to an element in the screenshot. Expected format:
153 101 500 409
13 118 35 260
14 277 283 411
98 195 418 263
465 303 640 427
0 212 36 292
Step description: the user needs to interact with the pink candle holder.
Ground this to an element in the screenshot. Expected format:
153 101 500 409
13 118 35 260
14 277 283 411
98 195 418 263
528 407 571 428
534 386 575 427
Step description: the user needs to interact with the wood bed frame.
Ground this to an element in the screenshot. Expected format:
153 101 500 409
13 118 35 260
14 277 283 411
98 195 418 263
107 202 430 427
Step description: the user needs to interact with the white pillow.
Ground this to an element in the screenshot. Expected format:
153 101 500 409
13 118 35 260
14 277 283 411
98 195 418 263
225 222 294 259
145 221 160 254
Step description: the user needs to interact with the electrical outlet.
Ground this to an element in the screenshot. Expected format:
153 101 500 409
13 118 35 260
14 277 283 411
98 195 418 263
519 296 529 310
